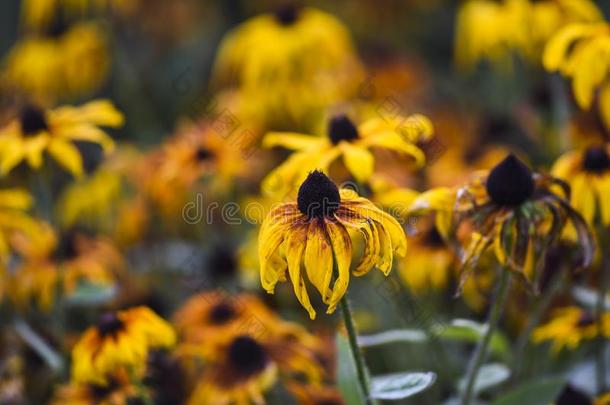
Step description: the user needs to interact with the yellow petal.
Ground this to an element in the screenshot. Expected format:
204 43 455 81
340 142 374 182
303 219 333 303
325 221 352 314
594 174 610 226
285 224 315 319
263 132 325 151
543 23 594 71
599 83 610 131
571 173 596 224
47 139 83 178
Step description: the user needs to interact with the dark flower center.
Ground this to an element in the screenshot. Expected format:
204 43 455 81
297 170 340 219
577 312 595 327
19 105 48 136
195 147 214 162
208 301 237 325
582 146 610 174
423 227 445 248
486 154 534 206
274 4 300 25
207 247 237 279
328 115 359 145
97 313 124 337
227 336 268 376
89 379 119 400
555 385 592 405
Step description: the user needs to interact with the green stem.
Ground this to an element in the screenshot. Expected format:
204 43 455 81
512 266 567 380
340 295 374 405
462 270 511 405
595 227 609 394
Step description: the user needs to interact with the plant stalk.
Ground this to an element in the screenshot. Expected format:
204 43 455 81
462 270 511 405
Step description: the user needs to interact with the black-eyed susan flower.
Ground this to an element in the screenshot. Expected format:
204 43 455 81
173 291 278 358
22 0 137 31
51 370 139 405
543 20 610 129
187 330 323 405
212 6 364 128
71 306 175 385
4 22 110 103
410 154 594 292
262 113 432 196
0 100 122 177
532 306 610 351
552 144 610 226
259 170 407 319
454 0 530 70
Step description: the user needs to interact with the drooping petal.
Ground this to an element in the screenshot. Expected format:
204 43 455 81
324 220 352 314
47 138 83 177
263 132 326 151
543 23 596 71
303 219 334 303
340 142 374 182
285 224 316 319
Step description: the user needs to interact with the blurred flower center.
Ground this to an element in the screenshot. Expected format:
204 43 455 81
582 146 610 174
274 4 301 26
297 170 340 218
97 313 124 337
195 147 215 162
576 312 595 327
228 336 268 375
207 247 237 278
328 114 359 145
208 301 237 324
19 105 48 135
423 227 445 248
486 154 534 206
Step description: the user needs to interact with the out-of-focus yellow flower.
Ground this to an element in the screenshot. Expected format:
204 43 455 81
4 22 110 103
71 306 175 385
0 188 38 263
212 6 364 128
262 113 432 197
51 369 139 405
22 0 138 31
532 306 610 351
173 291 279 359
8 223 59 311
0 100 122 177
543 21 610 129
187 330 322 405
455 0 530 70
409 154 593 293
259 171 406 319
552 144 610 226
455 0 600 70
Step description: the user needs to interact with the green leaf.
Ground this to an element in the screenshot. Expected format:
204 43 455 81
492 376 567 405
457 363 510 395
358 329 427 347
371 372 436 400
336 333 367 405
435 319 510 357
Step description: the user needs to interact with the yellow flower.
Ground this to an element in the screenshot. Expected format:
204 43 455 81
455 0 600 70
543 21 610 129
532 306 610 351
0 188 38 263
173 291 279 359
398 226 455 294
410 154 594 292
187 331 322 405
0 100 122 177
552 144 610 226
454 0 531 70
51 370 139 405
71 306 175 385
21 0 138 31
262 113 432 197
4 22 110 103
259 170 407 319
212 6 364 128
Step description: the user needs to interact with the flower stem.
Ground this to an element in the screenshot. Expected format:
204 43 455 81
340 294 374 404
595 227 609 394
462 270 511 405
